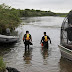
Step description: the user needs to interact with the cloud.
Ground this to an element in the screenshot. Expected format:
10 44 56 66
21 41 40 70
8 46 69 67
0 0 72 12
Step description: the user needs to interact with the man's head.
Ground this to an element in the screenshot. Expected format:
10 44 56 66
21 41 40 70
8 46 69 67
44 32 46 35
26 31 29 34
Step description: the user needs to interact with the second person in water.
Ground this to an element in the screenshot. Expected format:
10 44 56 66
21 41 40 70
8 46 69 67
40 32 51 49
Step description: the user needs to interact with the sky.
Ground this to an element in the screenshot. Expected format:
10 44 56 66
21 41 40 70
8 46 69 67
0 0 72 13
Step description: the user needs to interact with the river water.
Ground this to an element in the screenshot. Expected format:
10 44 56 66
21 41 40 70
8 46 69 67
0 16 72 72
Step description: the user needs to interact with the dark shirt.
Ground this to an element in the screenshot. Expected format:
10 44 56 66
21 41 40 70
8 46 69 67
41 35 51 43
24 34 31 41
24 34 31 42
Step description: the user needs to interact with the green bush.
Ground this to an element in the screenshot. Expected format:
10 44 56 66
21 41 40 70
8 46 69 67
0 4 20 34
0 57 6 72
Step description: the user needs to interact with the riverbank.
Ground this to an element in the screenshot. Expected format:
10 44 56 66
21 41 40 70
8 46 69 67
0 4 20 34
18 9 68 17
0 4 68 34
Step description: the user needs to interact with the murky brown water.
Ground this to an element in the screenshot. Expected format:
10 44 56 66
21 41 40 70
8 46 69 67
0 16 72 72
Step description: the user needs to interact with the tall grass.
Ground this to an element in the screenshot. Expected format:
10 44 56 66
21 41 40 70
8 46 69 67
0 57 6 72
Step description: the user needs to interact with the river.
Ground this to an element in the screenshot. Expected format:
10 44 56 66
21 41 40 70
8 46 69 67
0 16 72 72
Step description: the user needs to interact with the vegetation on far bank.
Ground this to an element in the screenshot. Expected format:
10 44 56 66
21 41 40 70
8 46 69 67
56 13 68 17
0 57 6 72
19 9 56 17
18 9 68 17
0 3 68 34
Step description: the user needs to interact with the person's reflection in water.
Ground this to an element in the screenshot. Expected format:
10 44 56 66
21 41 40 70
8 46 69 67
41 47 48 65
23 48 33 64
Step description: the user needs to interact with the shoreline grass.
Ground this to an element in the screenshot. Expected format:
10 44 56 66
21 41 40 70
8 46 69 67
0 57 6 72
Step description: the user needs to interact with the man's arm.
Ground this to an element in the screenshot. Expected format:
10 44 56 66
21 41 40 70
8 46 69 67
47 36 51 44
40 36 43 44
40 38 42 44
30 34 32 41
23 34 26 41
23 35 24 41
31 36 32 41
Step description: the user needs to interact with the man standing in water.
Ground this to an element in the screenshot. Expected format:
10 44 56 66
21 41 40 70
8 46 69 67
23 31 32 51
40 32 51 49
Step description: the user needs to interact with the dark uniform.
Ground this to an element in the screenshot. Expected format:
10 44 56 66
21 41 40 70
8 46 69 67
23 34 32 51
41 35 51 49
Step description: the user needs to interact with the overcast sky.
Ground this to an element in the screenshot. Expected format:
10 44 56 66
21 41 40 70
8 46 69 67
0 0 72 13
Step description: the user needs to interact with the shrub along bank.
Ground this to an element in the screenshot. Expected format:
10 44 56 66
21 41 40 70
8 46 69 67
0 4 20 34
0 57 6 72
